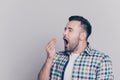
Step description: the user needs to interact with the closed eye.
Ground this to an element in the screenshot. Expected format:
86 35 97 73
68 27 73 32
64 27 73 32
69 28 73 32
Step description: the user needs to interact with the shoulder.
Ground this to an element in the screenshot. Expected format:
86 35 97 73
90 49 112 63
86 45 111 60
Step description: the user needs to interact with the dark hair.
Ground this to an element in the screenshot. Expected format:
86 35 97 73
69 15 92 39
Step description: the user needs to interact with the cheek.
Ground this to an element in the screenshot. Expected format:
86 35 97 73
71 33 80 40
69 36 79 44
68 32 80 41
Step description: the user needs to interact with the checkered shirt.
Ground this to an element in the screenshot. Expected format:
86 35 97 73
49 45 114 80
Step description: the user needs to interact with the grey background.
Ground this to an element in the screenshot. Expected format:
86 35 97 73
0 0 120 80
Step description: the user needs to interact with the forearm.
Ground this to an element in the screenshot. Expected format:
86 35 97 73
38 38 57 80
38 58 53 80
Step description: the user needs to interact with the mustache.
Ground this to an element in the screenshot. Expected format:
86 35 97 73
63 36 68 40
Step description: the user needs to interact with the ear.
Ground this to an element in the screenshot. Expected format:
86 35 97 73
79 32 87 41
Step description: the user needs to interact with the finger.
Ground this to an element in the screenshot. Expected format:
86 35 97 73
47 38 56 46
47 38 57 47
46 38 57 48
47 42 56 50
48 43 56 49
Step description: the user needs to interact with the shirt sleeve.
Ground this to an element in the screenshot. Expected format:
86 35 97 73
97 55 114 80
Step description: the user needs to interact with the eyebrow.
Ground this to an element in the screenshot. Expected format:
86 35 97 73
64 27 73 30
68 27 72 30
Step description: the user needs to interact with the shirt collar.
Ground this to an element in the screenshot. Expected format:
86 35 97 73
84 42 94 56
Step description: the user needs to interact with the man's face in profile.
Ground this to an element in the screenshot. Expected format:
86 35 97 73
63 21 83 52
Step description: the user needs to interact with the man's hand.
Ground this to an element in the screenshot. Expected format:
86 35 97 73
45 38 57 60
38 38 57 80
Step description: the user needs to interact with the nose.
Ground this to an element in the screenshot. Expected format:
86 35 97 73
63 30 67 36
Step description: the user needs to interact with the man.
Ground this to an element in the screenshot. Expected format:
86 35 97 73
38 16 114 80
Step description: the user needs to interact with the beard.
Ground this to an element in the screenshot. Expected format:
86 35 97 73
64 40 79 53
64 47 73 53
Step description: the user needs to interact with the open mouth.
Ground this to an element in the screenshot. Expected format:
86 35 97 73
63 38 69 47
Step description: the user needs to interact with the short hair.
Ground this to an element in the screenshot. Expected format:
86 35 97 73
69 15 92 39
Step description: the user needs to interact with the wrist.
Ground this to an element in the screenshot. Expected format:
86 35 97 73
47 55 55 61
46 57 54 62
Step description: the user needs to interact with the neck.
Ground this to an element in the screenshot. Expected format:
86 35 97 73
72 41 87 54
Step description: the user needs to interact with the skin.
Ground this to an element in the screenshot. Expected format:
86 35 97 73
38 38 57 80
38 20 88 80
63 21 87 54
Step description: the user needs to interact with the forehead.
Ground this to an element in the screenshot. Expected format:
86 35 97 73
66 20 81 29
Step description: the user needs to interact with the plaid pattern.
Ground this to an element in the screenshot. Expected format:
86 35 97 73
49 45 114 80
